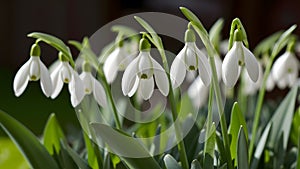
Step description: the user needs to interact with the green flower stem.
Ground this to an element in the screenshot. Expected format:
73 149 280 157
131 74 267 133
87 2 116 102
249 25 297 160
158 48 189 169
189 21 234 169
97 67 122 130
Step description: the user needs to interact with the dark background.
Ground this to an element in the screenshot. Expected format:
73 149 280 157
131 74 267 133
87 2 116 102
0 0 299 135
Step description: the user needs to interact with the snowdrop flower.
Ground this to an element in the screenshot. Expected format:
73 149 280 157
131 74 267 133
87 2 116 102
242 62 263 95
80 62 107 107
271 51 299 89
122 38 169 100
170 28 211 88
104 41 135 83
188 77 209 109
13 44 52 97
222 29 259 88
266 74 275 91
51 52 84 107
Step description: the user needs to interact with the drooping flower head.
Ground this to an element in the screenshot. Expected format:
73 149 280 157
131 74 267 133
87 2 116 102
170 28 211 88
188 77 209 109
122 38 169 100
103 40 135 84
242 62 263 95
50 52 84 107
80 61 107 107
13 43 52 97
271 51 299 89
222 29 259 88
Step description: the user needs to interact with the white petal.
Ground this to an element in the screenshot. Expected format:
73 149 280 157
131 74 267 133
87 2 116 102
39 60 52 97
214 55 223 82
272 54 286 82
222 43 240 88
60 62 72 83
69 70 85 107
185 43 198 69
188 77 209 109
170 47 186 88
93 77 107 107
122 57 139 96
151 58 169 96
128 76 140 97
29 57 41 80
195 47 211 86
51 62 64 99
138 52 153 78
103 48 120 84
13 58 31 97
266 74 275 91
80 72 93 94
277 77 287 89
287 71 298 87
139 77 154 100
243 45 259 82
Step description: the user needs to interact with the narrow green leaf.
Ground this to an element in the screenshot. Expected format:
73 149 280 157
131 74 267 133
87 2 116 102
83 132 101 169
297 127 300 169
250 123 272 169
271 24 297 57
253 31 282 56
215 133 226 165
237 126 249 169
103 150 111 169
0 109 59 169
164 154 182 169
191 159 202 169
27 32 74 66
291 108 300 145
273 133 285 168
203 123 216 169
150 124 161 156
111 25 138 37
43 113 66 155
62 142 92 169
268 86 298 149
209 18 224 53
228 102 248 165
91 123 162 169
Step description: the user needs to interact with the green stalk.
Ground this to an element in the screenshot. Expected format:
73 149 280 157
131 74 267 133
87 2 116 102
97 66 122 130
157 48 189 169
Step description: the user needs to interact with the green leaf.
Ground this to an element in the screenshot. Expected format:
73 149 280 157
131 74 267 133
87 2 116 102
27 32 74 66
215 133 226 165
268 86 298 150
91 123 162 169
164 154 182 169
273 133 285 169
0 109 59 169
0 138 29 169
111 25 138 37
271 24 297 57
297 127 300 169
237 126 249 169
62 142 92 169
191 159 202 169
150 125 161 156
83 132 101 169
209 18 224 53
103 150 111 169
43 113 66 155
228 102 248 165
291 108 300 145
203 123 216 169
250 123 272 169
253 31 282 56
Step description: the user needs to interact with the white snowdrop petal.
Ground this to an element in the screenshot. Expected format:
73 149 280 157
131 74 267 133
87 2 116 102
140 77 154 100
266 74 275 91
80 72 93 94
272 53 287 82
13 59 31 97
93 78 107 107
61 62 72 83
185 43 198 69
69 70 85 107
243 45 259 82
214 56 223 82
103 48 120 84
39 60 52 97
51 63 64 99
138 52 153 78
151 58 169 96
188 77 209 109
122 57 139 96
128 76 139 97
222 44 240 88
196 47 211 86
29 57 40 80
170 47 186 88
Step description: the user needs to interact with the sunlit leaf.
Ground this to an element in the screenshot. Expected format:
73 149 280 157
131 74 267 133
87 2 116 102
43 113 66 155
0 109 59 169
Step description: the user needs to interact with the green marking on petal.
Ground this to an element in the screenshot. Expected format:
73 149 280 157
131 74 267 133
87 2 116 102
141 74 148 79
189 65 196 70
